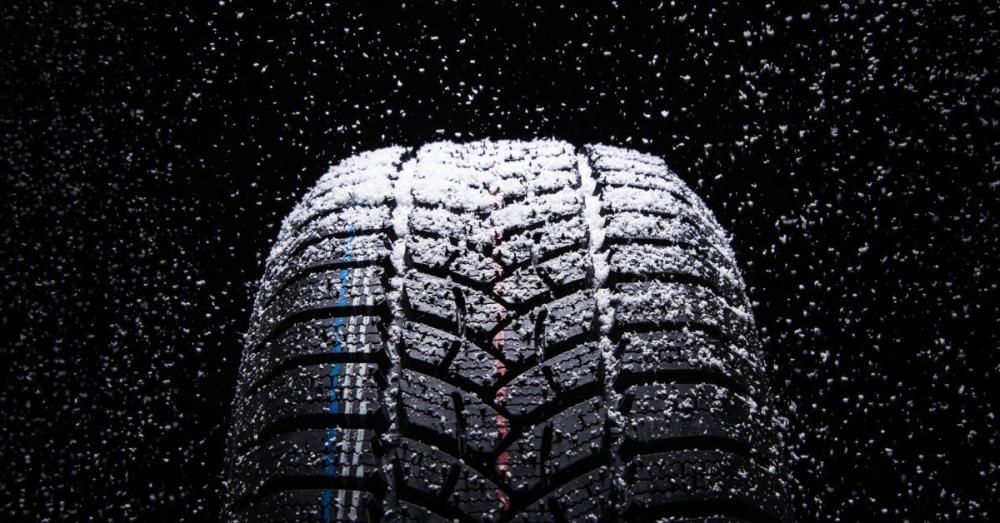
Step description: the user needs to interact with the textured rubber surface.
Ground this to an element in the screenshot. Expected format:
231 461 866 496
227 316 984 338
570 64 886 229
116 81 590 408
225 140 792 522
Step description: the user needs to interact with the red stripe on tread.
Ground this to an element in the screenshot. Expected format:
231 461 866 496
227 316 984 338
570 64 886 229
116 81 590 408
491 180 513 513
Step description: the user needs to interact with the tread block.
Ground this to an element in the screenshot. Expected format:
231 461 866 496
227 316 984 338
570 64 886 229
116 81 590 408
392 438 503 522
403 272 463 330
496 214 587 269
586 144 704 207
449 342 499 391
490 321 535 368
404 273 502 339
491 188 581 234
603 212 700 243
495 249 591 308
603 212 733 264
233 489 381 523
496 266 552 307
407 227 496 289
586 144 670 175
450 248 500 286
600 185 688 218
399 371 501 457
533 290 595 354
252 265 388 346
277 145 403 241
608 243 743 306
232 428 382 502
243 315 386 390
400 321 497 391
624 450 790 522
595 167 689 194
511 466 612 522
504 343 601 419
409 205 474 242
619 383 761 457
399 321 453 370
530 165 578 195
284 199 395 243
387 502 453 523
412 182 494 216
506 397 606 495
235 363 386 447
617 330 762 397
260 233 391 308
536 250 589 291
612 282 753 344
407 236 458 274
586 145 725 236
273 205 395 262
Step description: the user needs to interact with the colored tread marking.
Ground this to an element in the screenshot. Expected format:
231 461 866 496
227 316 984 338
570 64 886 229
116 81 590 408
323 223 356 522
490 182 513 513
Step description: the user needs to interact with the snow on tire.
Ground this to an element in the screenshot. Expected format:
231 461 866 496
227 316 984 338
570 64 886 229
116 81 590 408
225 140 793 522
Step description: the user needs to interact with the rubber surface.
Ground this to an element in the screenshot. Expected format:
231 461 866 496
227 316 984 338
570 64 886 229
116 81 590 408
225 140 792 522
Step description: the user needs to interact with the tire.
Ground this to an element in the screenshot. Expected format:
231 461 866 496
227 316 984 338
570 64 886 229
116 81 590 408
225 140 792 522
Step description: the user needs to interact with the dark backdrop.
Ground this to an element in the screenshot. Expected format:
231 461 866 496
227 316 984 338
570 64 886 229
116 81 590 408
2 1 998 521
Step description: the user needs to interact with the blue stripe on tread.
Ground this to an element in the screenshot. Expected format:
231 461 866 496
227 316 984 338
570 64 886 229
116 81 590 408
323 223 356 522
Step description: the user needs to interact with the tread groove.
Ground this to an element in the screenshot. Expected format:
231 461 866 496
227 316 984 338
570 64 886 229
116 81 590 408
533 308 549 358
540 424 554 489
541 365 564 396
451 392 467 459
440 463 462 501
598 207 679 221
451 286 466 337
439 339 462 375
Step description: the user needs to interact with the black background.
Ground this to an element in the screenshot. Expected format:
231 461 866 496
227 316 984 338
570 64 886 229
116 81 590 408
2 1 999 521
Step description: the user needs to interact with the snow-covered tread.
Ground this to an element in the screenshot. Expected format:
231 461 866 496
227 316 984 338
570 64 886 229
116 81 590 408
225 140 792 522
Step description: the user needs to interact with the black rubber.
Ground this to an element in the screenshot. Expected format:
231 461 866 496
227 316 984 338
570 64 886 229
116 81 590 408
225 140 792 522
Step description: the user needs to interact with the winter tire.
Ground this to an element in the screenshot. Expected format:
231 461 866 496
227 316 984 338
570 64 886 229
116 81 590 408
225 140 792 522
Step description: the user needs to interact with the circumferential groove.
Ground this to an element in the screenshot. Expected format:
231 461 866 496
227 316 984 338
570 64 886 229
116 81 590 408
576 147 627 515
385 147 418 517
